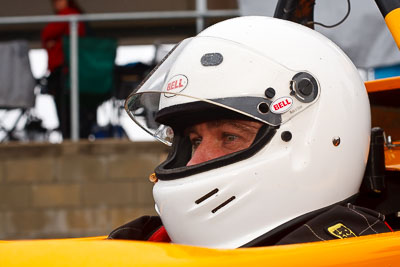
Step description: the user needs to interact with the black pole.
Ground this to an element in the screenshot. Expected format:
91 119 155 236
374 0 400 17
273 0 316 29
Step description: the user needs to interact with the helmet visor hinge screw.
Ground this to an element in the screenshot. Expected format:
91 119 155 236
264 87 276 99
281 131 292 142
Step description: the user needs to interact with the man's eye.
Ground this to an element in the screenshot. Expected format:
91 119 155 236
191 138 202 149
224 134 238 143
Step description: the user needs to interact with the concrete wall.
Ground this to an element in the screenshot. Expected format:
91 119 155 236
0 140 168 240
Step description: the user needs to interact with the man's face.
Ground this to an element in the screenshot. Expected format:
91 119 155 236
185 119 263 166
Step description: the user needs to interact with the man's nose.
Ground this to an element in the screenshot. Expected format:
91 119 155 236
187 141 220 166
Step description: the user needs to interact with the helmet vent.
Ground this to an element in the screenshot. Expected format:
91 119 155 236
211 196 236 213
201 53 223 66
195 188 219 204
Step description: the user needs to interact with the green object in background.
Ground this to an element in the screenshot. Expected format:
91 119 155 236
63 36 117 95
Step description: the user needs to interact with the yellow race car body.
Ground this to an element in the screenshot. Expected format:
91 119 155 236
1 231 400 267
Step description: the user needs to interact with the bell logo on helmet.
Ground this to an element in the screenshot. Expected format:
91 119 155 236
270 96 293 114
164 74 188 98
166 79 184 91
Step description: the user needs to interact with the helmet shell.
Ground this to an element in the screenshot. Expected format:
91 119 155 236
150 16 371 248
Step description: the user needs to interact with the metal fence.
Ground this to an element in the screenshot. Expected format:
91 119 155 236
0 0 239 141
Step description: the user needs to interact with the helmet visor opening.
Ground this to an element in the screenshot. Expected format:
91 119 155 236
125 36 320 146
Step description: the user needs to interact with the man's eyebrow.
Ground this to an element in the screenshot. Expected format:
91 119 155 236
184 125 197 136
184 120 262 136
211 120 260 132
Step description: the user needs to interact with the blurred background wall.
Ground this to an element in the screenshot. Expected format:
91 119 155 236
0 140 168 239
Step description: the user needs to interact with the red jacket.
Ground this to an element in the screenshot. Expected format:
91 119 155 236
41 7 86 72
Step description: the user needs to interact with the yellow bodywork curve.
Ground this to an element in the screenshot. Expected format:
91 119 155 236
1 232 400 266
364 76 400 93
385 8 400 50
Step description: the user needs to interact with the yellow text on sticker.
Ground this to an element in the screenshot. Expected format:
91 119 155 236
327 223 357 239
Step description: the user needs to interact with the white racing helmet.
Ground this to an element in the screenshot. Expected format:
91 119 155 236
125 16 371 248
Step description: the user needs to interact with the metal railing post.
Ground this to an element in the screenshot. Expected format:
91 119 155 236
196 0 207 33
69 17 79 141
